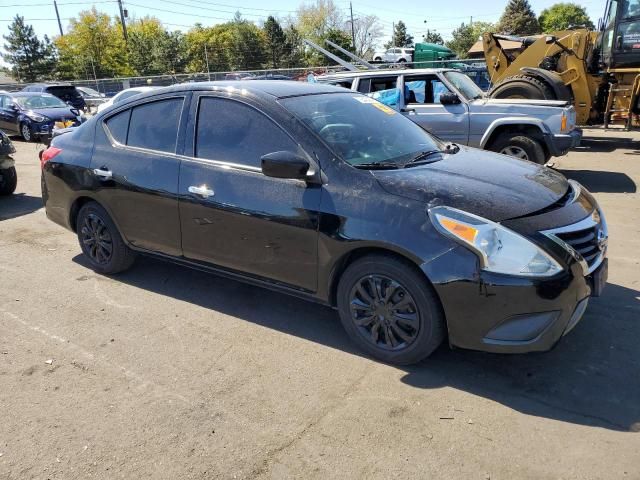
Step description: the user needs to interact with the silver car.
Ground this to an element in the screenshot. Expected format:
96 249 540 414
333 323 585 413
317 68 581 164
372 47 414 64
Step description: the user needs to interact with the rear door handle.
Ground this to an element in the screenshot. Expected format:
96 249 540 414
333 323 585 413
93 167 112 179
188 185 214 198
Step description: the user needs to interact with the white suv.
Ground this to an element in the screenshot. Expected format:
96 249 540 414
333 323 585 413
372 47 414 63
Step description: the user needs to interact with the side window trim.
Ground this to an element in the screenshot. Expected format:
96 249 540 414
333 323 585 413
100 93 190 156
184 93 305 174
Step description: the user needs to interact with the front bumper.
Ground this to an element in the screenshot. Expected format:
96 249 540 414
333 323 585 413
421 245 597 353
544 128 582 157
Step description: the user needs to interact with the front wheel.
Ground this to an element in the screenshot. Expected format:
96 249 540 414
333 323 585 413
489 133 546 164
0 166 17 195
336 254 445 365
20 123 32 142
76 202 136 274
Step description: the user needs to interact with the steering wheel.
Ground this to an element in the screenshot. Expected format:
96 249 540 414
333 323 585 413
318 123 354 144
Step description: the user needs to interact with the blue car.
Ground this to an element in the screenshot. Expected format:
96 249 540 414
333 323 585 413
0 92 83 142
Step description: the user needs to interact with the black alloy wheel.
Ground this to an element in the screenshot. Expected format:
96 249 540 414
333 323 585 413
349 274 419 350
337 254 445 364
76 202 136 274
80 213 113 265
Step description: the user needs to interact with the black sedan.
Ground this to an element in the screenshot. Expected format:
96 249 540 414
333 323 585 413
40 81 608 364
0 92 83 142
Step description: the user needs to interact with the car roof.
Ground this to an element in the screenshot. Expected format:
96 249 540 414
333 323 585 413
134 80 347 99
10 92 57 97
26 83 75 87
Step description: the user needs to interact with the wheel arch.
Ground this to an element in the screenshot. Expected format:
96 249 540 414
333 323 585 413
519 67 573 102
326 245 442 308
480 118 548 150
68 195 126 241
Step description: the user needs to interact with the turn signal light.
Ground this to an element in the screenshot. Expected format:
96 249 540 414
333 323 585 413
40 146 62 169
439 217 478 243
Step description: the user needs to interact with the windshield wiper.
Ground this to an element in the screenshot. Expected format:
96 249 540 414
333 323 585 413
404 144 460 167
353 161 401 170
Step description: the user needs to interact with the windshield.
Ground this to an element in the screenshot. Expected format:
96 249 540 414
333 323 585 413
281 93 441 167
14 94 68 109
443 71 484 100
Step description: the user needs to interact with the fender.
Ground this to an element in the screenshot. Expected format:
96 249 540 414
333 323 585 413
520 67 573 102
479 117 549 149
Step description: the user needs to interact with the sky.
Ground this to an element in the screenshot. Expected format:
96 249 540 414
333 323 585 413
1 0 606 62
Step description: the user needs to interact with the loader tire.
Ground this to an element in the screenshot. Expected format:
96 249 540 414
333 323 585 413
489 75 556 100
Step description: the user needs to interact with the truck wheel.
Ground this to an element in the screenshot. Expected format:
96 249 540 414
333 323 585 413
489 75 556 100
0 166 17 195
490 133 546 164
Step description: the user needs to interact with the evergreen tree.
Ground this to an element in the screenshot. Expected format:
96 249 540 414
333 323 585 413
496 0 541 35
2 15 56 81
385 21 414 48
423 30 444 45
264 16 287 68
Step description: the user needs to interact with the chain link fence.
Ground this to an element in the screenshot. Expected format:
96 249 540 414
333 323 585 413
0 59 490 96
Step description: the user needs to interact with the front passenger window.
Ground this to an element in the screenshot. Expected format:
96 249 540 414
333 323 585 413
195 97 299 168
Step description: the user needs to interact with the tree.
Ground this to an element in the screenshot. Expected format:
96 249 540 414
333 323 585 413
422 30 444 45
325 27 354 61
446 21 495 57
2 15 56 81
296 0 346 64
55 8 131 79
282 25 304 67
185 23 233 73
264 16 287 68
351 14 384 58
496 0 541 35
385 20 413 48
128 17 186 75
538 3 594 32
230 13 267 70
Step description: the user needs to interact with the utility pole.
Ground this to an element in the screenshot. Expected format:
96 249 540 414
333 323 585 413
204 44 211 81
349 2 356 51
392 22 395 47
117 0 128 43
470 16 473 26
53 0 64 36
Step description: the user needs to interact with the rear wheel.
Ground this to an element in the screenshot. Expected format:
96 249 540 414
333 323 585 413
489 75 556 100
76 202 136 274
336 254 445 365
0 166 17 195
489 133 546 164
373 57 382 62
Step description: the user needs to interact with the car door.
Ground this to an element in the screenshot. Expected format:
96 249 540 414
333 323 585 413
400 74 470 145
0 95 14 132
357 75 401 109
178 93 321 292
90 93 188 257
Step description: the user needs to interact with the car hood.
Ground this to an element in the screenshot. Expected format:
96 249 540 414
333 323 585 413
371 147 569 222
29 107 78 120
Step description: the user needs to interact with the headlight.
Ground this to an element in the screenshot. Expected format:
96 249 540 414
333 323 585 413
25 111 47 122
429 206 562 277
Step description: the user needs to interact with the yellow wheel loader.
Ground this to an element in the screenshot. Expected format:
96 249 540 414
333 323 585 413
483 0 640 127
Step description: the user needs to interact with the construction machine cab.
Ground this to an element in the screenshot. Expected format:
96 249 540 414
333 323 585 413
600 0 640 68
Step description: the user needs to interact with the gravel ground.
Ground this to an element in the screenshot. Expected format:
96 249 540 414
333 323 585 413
0 129 639 480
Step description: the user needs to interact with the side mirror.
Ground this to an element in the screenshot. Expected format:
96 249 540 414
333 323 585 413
7 102 18 111
261 151 311 181
439 92 461 105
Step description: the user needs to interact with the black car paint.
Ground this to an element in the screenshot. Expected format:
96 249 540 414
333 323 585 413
42 81 604 354
0 93 81 140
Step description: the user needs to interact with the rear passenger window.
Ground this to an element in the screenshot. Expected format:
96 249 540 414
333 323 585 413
195 97 299 168
105 109 130 144
127 97 184 153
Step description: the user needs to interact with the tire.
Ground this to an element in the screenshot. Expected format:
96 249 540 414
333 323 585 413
373 57 382 62
489 74 556 100
76 202 136 274
489 133 546 164
398 58 407 63
20 123 32 142
336 254 445 365
0 166 17 195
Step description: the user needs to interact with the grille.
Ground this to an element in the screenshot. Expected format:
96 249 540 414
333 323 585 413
542 210 607 275
555 226 601 267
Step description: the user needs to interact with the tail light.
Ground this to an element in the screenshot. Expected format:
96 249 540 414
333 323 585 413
40 146 62 169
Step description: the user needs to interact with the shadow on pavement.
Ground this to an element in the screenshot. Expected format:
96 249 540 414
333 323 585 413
573 136 639 153
559 169 637 193
73 253 640 433
0 193 43 221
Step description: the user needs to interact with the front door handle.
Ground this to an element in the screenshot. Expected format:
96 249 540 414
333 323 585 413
93 167 112 179
188 185 214 198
